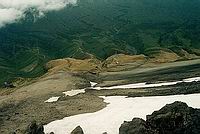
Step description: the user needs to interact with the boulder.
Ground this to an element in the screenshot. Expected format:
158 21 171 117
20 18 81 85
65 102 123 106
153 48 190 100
71 126 84 134
25 121 44 134
3 81 15 88
119 101 200 134
147 101 200 134
119 118 158 134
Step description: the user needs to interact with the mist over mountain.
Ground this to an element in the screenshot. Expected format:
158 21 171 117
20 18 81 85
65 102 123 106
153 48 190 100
0 0 200 83
0 0 77 27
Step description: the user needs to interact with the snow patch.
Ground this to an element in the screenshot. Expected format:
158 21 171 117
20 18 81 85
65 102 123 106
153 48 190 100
183 77 200 83
93 81 181 90
63 89 85 96
90 82 98 87
62 82 97 97
92 76 200 90
44 93 200 134
45 97 60 103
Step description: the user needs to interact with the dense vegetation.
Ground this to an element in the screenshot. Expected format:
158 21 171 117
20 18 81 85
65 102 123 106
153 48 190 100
0 0 200 84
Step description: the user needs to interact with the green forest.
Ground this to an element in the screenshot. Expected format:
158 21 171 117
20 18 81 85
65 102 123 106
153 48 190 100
0 0 200 83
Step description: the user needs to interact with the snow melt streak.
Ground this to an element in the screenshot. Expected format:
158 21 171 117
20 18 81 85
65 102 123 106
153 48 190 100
93 77 200 90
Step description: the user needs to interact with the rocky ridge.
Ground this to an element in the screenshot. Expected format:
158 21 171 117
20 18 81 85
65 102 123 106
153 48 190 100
119 101 200 134
45 51 200 74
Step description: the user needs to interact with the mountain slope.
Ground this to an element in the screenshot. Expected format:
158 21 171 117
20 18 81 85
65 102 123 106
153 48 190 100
0 0 200 83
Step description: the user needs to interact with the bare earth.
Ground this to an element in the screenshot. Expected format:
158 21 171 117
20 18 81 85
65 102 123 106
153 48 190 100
0 72 106 134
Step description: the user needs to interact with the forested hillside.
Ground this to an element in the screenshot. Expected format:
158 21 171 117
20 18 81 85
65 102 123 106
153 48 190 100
0 0 200 83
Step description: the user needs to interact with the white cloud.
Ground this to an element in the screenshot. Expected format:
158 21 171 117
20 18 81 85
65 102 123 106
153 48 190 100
0 0 77 28
0 8 22 27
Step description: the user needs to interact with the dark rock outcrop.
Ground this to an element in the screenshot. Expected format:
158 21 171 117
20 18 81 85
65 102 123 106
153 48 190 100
119 101 200 134
3 81 15 88
119 118 158 134
71 126 84 134
25 121 44 134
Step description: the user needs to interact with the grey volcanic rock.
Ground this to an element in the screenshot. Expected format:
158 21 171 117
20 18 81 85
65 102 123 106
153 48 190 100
147 101 200 134
25 121 44 134
119 101 200 134
119 118 158 134
71 126 84 134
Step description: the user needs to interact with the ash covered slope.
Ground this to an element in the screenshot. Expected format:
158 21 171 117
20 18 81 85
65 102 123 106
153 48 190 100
0 0 200 83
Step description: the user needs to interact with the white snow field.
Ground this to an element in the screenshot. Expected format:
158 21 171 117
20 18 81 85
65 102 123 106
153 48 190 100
44 93 200 134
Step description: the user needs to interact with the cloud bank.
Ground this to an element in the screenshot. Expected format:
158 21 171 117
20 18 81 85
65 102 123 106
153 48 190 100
0 0 77 28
